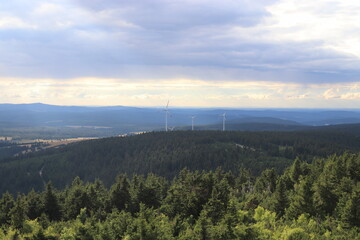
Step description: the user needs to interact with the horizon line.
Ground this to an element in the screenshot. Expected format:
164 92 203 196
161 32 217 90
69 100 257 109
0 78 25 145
1 102 360 111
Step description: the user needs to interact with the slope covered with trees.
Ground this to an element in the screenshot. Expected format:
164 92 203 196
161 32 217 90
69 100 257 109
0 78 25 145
0 153 359 239
1 130 360 194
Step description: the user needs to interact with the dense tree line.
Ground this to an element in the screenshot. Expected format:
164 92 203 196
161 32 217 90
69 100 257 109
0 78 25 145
0 152 359 239
1 130 360 194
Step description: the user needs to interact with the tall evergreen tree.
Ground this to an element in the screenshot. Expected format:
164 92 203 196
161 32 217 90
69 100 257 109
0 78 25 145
203 178 230 223
43 183 61 221
273 177 288 218
290 157 302 183
0 192 14 225
340 187 360 228
10 195 27 230
64 178 90 219
286 176 314 219
26 189 43 220
254 168 277 193
110 174 130 211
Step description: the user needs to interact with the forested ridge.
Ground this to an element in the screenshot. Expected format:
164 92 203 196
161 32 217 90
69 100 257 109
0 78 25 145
1 130 360 194
0 153 359 239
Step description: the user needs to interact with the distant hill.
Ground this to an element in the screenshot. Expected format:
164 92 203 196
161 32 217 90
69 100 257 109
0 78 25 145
203 123 308 131
178 123 307 132
228 117 302 125
1 129 359 194
194 122 360 133
1 103 360 139
304 118 360 125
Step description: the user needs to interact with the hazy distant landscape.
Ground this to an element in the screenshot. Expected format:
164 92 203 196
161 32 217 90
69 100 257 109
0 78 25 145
2 103 360 171
2 103 360 140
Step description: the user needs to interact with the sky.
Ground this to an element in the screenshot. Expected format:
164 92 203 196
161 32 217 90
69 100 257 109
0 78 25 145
1 0 360 108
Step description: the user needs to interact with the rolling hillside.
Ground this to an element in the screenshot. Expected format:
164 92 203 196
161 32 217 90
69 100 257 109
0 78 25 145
1 130 359 194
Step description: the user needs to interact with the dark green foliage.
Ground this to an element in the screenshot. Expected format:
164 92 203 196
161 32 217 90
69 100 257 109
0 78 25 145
1 130 360 194
130 174 168 212
312 153 359 217
290 157 302 183
26 190 44 220
0 150 359 238
10 195 27 229
0 192 14 225
162 169 214 219
339 185 360 228
110 174 131 211
64 177 91 219
98 210 133 239
202 178 230 223
286 176 314 219
43 183 61 221
255 168 277 193
273 177 289 217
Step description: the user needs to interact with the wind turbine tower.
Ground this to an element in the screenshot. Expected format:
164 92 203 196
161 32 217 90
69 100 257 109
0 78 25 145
221 113 226 131
191 116 195 131
164 100 170 132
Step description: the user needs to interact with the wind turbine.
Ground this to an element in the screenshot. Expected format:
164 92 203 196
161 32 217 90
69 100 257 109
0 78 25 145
164 100 170 132
191 116 196 131
221 113 226 131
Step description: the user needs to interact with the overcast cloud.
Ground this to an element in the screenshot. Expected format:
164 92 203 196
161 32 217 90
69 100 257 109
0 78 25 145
0 0 360 107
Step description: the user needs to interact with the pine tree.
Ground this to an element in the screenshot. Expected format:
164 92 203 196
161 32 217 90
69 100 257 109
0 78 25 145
110 174 131 211
10 195 27 229
193 211 211 240
43 182 61 221
286 176 314 219
273 177 288 218
26 189 44 220
64 178 90 220
290 157 302 183
0 192 15 225
254 169 277 193
340 187 360 227
312 158 339 216
203 178 230 223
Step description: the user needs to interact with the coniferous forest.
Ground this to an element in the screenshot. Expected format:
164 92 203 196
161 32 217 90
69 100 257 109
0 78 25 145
0 131 359 239
1 130 360 194
0 153 359 239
